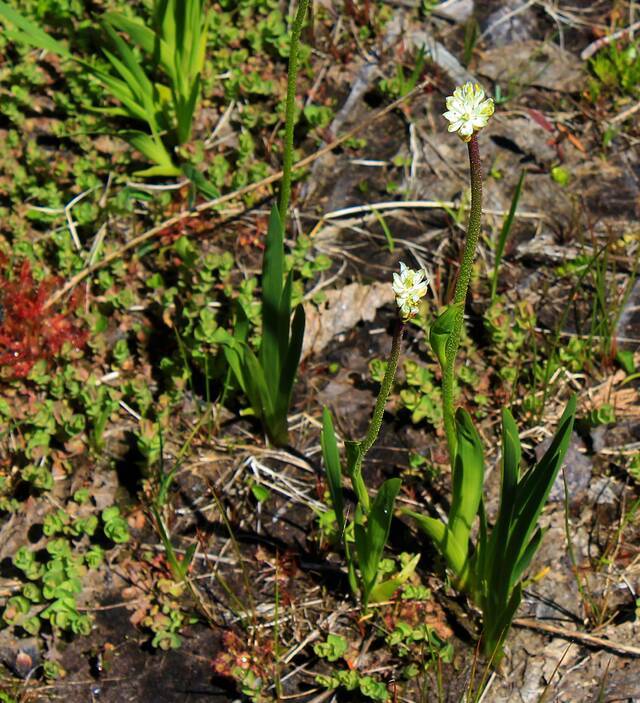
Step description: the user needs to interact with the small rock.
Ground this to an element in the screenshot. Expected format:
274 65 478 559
587 476 621 509
434 0 474 23
477 0 539 47
539 432 592 504
479 40 584 92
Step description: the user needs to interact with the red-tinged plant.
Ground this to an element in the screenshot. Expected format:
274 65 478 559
0 259 87 378
212 630 274 679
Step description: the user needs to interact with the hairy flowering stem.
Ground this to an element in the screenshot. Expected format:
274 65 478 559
442 135 484 461
361 319 404 457
278 0 310 222
365 261 429 456
351 319 404 514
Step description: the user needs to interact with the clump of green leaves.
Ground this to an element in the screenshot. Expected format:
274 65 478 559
405 398 576 660
484 298 536 386
4 501 128 638
379 45 426 99
321 406 416 608
224 206 305 447
0 0 210 177
223 0 310 447
314 634 389 701
588 39 640 102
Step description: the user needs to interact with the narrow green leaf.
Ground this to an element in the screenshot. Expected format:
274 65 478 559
278 272 293 368
429 303 463 370
344 440 369 512
321 407 344 535
448 409 484 552
482 583 522 662
101 23 153 100
504 396 576 587
501 408 521 506
175 76 200 144
345 440 362 476
516 395 576 504
260 204 285 399
181 162 219 199
0 2 72 57
484 407 522 603
244 348 273 424
132 163 182 178
122 131 176 170
356 478 401 604
474 499 488 598
511 527 544 588
102 11 173 76
181 543 197 577
222 345 247 396
275 303 305 431
87 68 149 123
368 553 420 603
403 509 467 580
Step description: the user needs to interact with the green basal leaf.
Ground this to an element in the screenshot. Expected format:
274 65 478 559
481 583 522 663
345 440 369 513
505 396 576 590
242 348 273 427
181 162 219 199
175 77 201 144
448 409 484 552
181 543 197 577
403 509 468 582
355 478 401 606
345 440 362 476
511 526 544 587
102 11 173 77
260 204 285 399
484 408 521 597
274 302 305 443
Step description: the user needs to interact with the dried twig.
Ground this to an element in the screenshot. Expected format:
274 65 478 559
580 21 640 60
513 617 640 657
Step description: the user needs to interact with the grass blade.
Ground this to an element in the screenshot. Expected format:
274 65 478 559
490 169 525 301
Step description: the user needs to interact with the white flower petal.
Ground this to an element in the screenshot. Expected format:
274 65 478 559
442 81 494 142
393 263 430 320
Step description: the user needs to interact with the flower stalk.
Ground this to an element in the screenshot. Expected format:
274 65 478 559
442 134 484 461
278 0 310 222
361 319 404 458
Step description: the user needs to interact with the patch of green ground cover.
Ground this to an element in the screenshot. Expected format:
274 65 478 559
0 0 401 667
0 0 339 242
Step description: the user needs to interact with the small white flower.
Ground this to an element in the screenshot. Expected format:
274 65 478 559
393 262 429 320
443 82 494 142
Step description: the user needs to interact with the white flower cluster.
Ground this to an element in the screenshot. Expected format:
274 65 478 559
393 262 429 320
443 82 494 142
